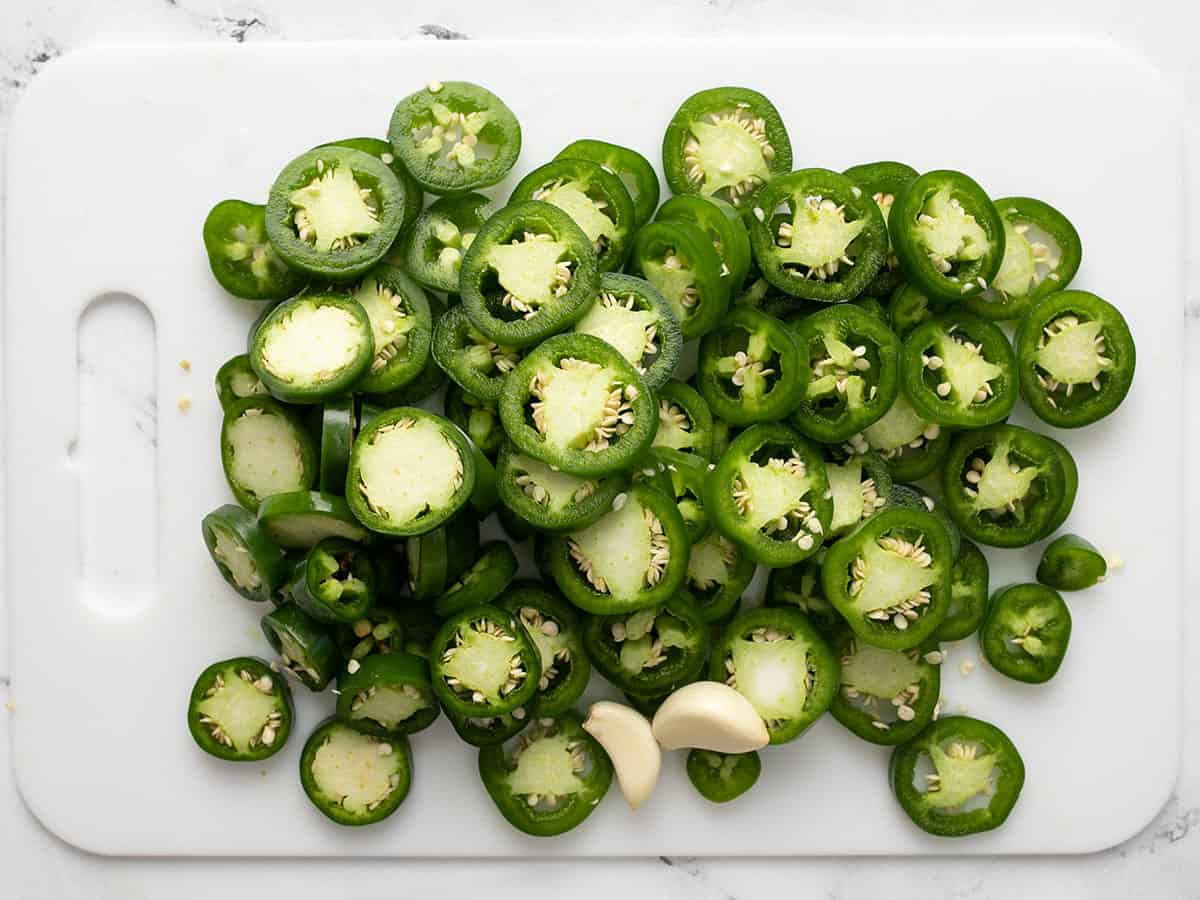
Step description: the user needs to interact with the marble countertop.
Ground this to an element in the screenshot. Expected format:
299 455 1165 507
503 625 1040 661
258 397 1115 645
1 1 1198 897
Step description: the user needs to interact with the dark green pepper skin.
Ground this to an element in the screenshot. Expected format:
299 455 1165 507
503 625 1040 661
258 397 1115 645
745 168 887 303
334 651 440 736
321 137 423 233
1037 534 1107 591
201 504 289 602
429 605 542 718
962 196 1082 321
686 749 762 803
696 306 805 425
890 170 1005 304
497 583 591 717
203 200 304 301
629 219 730 340
511 158 637 272
900 312 1017 428
287 537 375 624
364 296 448 407
829 630 942 746
656 193 752 291
388 81 521 195
842 161 919 298
406 513 480 602
582 593 711 696
215 354 269 411
980 583 1072 683
499 333 656 478
764 555 842 634
265 146 405 282
495 441 630 535
460 201 600 349
446 707 530 747
661 86 792 207
477 712 612 837
703 423 832 568
821 508 954 651
349 265 434 396
433 541 519 618
940 425 1073 548
318 395 356 494
187 657 293 761
432 304 520 404
299 719 412 826
255 490 371 551
398 192 495 293
709 606 839 745
1014 290 1135 428
789 303 901 443
887 282 936 338
652 380 715 459
557 138 660 228
574 272 683 393
260 604 339 692
890 716 1025 837
935 539 990 642
445 385 504 459
220 397 317 511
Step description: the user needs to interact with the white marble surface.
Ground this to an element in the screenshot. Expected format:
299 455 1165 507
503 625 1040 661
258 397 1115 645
1 1 1198 896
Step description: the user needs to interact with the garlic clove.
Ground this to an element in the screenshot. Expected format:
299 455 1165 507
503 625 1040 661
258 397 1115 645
651 681 769 753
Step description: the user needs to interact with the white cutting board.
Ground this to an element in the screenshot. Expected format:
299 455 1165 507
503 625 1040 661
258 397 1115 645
3 38 1183 856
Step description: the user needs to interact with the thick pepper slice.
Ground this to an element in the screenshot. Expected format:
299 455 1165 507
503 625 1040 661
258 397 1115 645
432 304 523 404
201 504 289 603
889 716 1025 837
203 200 304 301
397 192 495 293
842 161 919 298
703 423 832 568
821 507 954 651
890 170 1005 304
790 304 901 443
477 711 612 837
557 138 660 228
344 264 434 395
187 656 292 761
433 542 519 618
980 583 1072 683
215 353 268 411
429 604 542 718
497 584 591 717
709 607 839 744
498 333 655 478
683 530 756 624
446 708 530 748
651 380 715 459
318 395 355 494
629 219 730 340
405 513 480 602
287 537 375 624
260 604 339 692
1013 290 1135 428
746 168 887 303
388 80 521 195
256 490 371 550
822 449 892 539
220 397 317 511
656 193 752 291
495 441 630 534
830 630 942 746
636 447 711 543
334 652 440 737
1037 534 1107 591
935 538 990 642
460 200 600 349
686 749 761 804
300 719 412 825
696 306 805 425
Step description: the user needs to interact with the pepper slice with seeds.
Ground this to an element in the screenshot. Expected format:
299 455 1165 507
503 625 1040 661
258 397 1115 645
300 719 413 826
884 485 961 560
935 539 990 642
789 304 901 443
256 490 371 550
830 630 942 746
1036 533 1107 591
432 304 524 404
746 168 887 303
545 483 689 615
498 333 655 478
703 423 832 568
764 554 843 634
266 146 406 282
709 607 839 745
511 158 637 272
335 651 440 737
571 273 682 393
696 306 804 425
900 312 1017 428
203 200 304 301
287 537 375 624
447 708 531 747
495 441 629 534
496 583 591 717
821 507 954 651
187 657 292 761
651 380 715 459
397 192 495 293
887 281 937 339
345 265 434 395
686 749 761 803
321 136 423 233
337 604 407 662
346 407 482 537
656 193 752 291
851 391 951 483
962 196 1082 321
445 384 504 458
220 397 317 511
388 80 521 196
582 593 711 696
558 138 660 228
940 424 1074 548
460 200 600 349
635 447 711 544
889 715 1025 837
433 541 519 618
980 583 1072 683
1013 290 1135 429
630 219 730 340
821 448 893 539
202 504 289 603
662 86 792 207
890 170 1005 304
477 711 613 837
260 604 339 692
249 294 374 404
215 353 269 411
430 604 542 718
842 161 919 299
682 530 756 624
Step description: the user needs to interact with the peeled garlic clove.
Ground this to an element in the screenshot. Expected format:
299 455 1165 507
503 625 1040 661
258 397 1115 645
582 701 661 810
651 681 769 753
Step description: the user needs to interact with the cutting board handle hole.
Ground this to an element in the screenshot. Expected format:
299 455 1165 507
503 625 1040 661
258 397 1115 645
75 293 159 619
